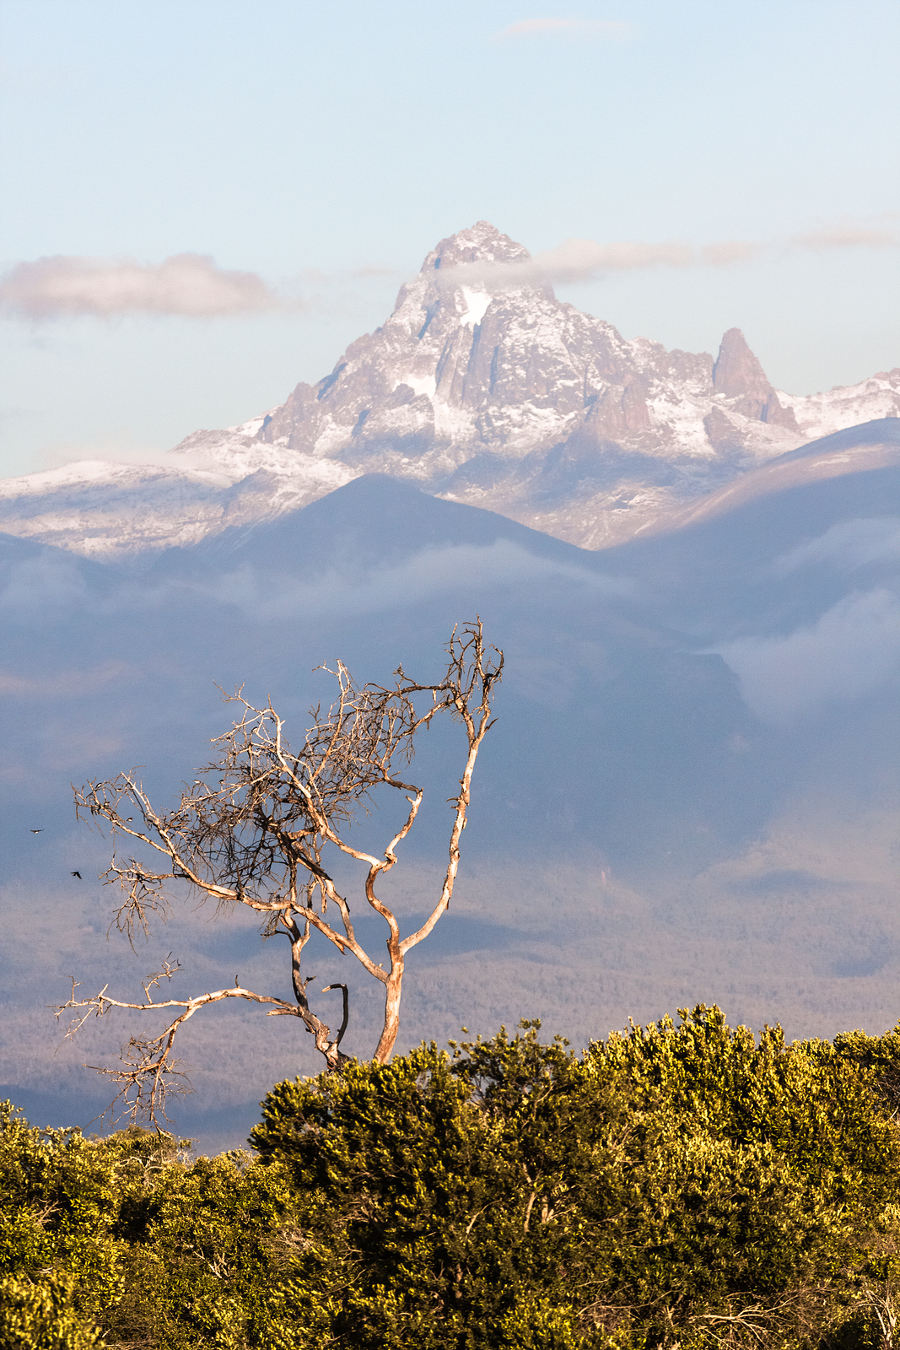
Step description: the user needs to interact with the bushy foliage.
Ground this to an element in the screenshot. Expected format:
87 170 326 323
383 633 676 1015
0 1272 105 1350
0 1101 141 1343
252 1009 900 1348
7 1007 900 1348
0 1105 307 1350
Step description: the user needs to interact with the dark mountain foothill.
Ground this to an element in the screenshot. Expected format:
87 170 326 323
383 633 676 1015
1 225 898 1154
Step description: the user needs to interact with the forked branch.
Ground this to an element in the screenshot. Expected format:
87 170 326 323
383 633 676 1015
65 620 501 1121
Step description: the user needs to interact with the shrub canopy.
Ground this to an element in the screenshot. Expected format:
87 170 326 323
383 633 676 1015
7 1007 900 1348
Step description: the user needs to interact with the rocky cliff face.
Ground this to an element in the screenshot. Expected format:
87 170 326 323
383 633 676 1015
228 221 817 546
2 221 898 556
712 328 798 428
256 224 795 480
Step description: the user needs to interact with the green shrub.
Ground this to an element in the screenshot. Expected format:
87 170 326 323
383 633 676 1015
7 1007 900 1348
253 1009 900 1347
0 1272 106 1350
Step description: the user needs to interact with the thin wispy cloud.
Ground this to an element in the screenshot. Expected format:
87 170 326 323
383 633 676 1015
700 241 767 266
0 553 90 611
4 222 896 323
0 254 280 319
790 225 900 250
495 18 633 40
439 224 900 290
535 238 695 278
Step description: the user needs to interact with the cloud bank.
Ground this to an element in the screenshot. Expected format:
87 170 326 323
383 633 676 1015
716 589 900 725
0 254 279 319
200 538 628 625
774 518 900 576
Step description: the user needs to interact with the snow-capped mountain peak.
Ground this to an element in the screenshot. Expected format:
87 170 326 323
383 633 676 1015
427 219 531 270
2 222 899 556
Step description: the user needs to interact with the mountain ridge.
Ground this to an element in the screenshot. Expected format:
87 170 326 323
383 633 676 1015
3 423 899 1148
2 221 899 557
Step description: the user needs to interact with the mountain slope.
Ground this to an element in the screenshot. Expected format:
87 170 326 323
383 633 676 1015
2 222 899 557
195 223 805 547
3 460 899 1149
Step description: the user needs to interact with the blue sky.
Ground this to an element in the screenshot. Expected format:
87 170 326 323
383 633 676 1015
1 0 898 476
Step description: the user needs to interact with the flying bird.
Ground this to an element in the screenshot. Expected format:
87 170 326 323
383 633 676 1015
71 871 82 879
30 828 43 834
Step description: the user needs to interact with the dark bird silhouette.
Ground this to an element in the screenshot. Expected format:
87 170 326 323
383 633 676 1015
71 871 82 879
30 828 43 834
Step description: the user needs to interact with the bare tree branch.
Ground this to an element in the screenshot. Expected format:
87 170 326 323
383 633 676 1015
64 620 502 1121
56 965 298 1122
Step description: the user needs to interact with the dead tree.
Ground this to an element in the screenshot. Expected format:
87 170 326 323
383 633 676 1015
59 620 502 1123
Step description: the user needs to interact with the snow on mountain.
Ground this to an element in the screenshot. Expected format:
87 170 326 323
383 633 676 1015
778 370 900 442
2 220 899 556
4 459 900 1147
637 418 900 540
0 431 353 558
0 459 232 555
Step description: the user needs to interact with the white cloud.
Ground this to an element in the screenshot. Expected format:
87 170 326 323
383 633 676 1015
5 221 895 324
774 518 900 575
716 589 900 724
494 18 633 40
0 254 279 319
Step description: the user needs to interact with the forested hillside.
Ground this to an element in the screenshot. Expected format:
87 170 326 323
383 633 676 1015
5 1007 900 1349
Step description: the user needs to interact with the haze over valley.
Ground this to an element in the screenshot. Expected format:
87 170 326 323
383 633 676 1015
2 3 899 1153
2 225 899 1149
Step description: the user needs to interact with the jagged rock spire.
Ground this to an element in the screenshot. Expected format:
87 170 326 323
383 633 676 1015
713 328 798 429
713 328 771 400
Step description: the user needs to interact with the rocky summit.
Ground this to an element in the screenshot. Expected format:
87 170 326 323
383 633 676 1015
3 222 900 556
250 222 810 547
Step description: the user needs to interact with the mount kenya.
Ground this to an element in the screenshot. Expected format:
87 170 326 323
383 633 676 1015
2 221 900 556
2 223 899 1150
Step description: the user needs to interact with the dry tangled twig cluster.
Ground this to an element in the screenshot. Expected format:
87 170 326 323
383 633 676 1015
60 620 502 1123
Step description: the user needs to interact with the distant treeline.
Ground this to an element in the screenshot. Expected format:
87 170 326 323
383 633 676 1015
5 1007 900 1349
